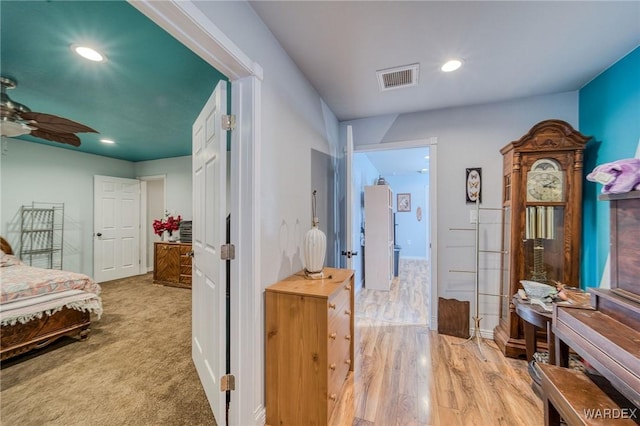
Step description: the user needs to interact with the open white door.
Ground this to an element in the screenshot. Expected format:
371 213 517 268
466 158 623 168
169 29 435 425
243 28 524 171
93 175 141 283
342 125 358 270
192 80 228 423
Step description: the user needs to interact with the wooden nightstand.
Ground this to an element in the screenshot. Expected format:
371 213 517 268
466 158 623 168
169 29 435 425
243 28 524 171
153 242 192 289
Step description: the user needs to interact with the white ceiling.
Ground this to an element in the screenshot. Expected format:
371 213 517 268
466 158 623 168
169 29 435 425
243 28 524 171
250 1 640 121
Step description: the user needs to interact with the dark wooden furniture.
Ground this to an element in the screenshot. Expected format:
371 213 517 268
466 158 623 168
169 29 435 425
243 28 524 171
1 308 90 361
494 120 591 358
437 297 470 339
265 268 354 425
513 296 555 364
0 237 91 361
153 242 192 289
536 363 637 426
552 191 640 412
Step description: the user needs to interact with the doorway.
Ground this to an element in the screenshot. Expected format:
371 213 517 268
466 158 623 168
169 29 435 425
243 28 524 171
351 142 435 327
139 175 166 271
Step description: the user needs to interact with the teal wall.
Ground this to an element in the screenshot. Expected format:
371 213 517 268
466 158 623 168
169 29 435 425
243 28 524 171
579 46 640 288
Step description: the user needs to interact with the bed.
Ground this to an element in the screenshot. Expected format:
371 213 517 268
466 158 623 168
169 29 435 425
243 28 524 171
0 237 102 360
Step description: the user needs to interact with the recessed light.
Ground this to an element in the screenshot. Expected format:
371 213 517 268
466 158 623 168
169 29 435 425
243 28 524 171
100 139 115 144
71 44 107 62
424 155 430 160
441 59 462 73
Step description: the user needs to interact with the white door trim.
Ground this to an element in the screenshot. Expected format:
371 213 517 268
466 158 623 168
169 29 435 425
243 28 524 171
354 137 437 152
128 1 262 80
138 174 167 273
353 138 438 330
128 2 264 424
139 180 147 274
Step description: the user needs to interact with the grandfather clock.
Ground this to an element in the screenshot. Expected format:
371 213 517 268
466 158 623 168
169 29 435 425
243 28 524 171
493 119 590 358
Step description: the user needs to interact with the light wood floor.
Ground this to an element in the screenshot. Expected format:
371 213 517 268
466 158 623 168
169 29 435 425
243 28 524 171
331 259 543 425
356 258 429 325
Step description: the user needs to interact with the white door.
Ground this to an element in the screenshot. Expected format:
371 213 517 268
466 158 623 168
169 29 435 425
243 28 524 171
192 80 228 422
93 175 141 283
344 125 358 271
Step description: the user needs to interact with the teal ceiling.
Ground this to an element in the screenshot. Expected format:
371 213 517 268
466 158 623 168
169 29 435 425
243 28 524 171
0 0 227 162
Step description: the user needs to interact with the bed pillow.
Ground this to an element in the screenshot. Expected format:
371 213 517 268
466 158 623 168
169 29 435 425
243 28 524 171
1 253 24 267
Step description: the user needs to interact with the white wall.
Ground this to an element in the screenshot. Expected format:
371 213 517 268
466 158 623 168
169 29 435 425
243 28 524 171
341 91 579 334
193 1 340 285
1 138 193 277
136 156 192 220
0 138 135 275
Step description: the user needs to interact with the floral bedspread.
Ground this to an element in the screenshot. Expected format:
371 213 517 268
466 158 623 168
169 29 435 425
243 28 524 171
0 253 101 304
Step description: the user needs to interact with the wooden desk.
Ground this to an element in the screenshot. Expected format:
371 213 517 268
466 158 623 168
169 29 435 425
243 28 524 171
513 296 555 364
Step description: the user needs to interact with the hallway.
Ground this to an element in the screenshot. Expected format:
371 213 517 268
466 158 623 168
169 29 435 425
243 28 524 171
331 259 542 425
356 258 430 325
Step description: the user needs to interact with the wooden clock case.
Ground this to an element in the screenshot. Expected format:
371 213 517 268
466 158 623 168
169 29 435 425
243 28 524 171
493 119 591 358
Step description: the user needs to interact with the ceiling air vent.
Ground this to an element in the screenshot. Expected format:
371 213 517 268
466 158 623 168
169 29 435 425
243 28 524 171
376 63 419 91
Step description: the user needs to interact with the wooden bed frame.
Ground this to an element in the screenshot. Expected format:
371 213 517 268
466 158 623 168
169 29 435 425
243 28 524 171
0 237 92 361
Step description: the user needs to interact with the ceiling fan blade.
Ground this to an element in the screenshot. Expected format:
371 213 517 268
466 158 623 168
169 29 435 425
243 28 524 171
21 111 98 134
30 128 81 147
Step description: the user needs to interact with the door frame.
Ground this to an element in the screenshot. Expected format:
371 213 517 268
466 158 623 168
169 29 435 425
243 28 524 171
353 137 439 330
138 174 167 272
129 2 264 425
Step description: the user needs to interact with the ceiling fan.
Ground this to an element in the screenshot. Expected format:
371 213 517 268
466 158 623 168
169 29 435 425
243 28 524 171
0 76 98 147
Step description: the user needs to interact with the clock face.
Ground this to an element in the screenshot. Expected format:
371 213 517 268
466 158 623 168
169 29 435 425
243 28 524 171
527 159 564 202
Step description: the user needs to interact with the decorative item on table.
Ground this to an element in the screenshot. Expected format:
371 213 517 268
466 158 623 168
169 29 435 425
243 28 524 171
303 190 326 279
178 220 192 243
376 175 387 185
586 158 640 194
520 280 558 312
153 212 182 242
520 280 557 300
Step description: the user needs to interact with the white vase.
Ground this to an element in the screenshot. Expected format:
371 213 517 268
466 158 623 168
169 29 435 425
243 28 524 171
303 223 326 274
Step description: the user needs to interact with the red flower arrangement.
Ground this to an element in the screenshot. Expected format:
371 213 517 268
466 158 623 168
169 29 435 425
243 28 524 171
153 214 182 237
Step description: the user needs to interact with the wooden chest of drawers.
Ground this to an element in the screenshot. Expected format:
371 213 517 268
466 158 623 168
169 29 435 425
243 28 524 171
153 242 192 289
265 268 354 425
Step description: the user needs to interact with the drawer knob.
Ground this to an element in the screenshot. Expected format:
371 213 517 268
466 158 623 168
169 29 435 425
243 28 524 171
345 359 351 365
329 393 337 401
328 303 336 309
329 332 337 339
344 309 352 315
345 335 351 341
345 285 351 291
329 363 336 370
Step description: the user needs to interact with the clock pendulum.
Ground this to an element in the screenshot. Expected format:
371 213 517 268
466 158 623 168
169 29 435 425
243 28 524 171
531 239 548 283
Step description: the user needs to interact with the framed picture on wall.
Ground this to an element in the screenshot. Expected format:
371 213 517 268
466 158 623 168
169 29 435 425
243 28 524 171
466 167 482 204
397 193 411 212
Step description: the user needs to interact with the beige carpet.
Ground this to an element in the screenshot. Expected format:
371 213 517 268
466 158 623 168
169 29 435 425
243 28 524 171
0 273 217 426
